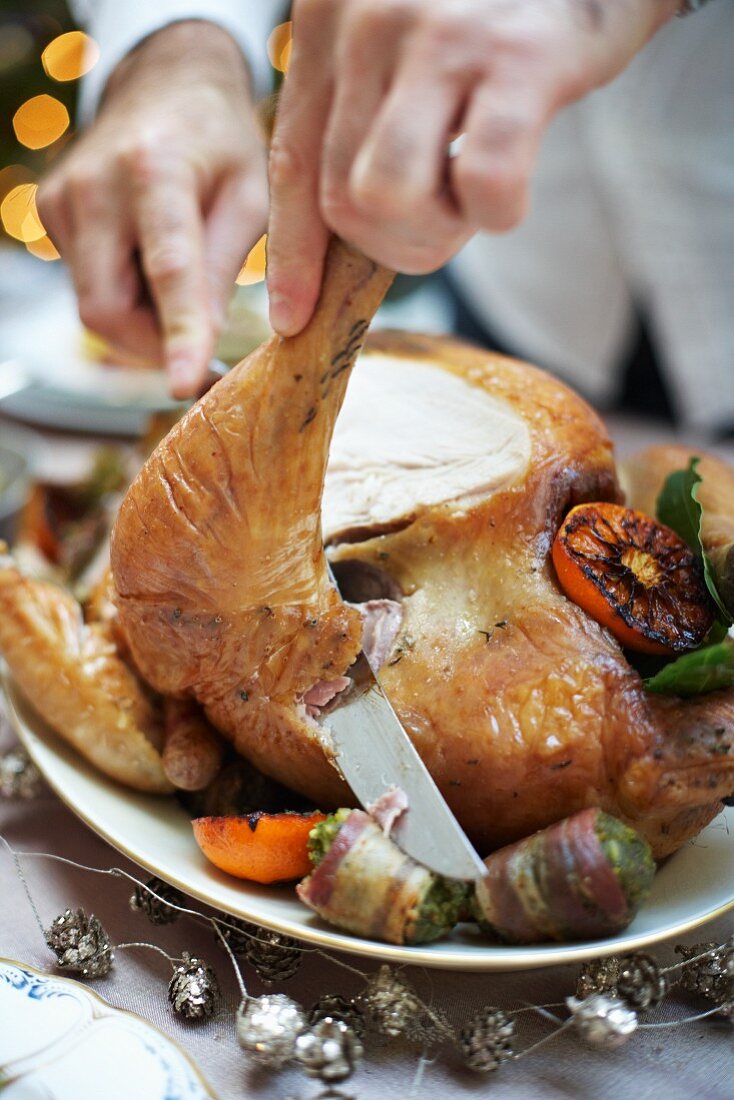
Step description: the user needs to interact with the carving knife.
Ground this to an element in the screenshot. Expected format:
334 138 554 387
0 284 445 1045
320 651 490 884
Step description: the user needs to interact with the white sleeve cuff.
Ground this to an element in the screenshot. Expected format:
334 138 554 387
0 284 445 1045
71 0 285 122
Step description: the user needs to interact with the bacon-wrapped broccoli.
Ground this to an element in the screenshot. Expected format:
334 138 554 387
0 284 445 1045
473 807 655 943
297 809 467 945
298 805 655 947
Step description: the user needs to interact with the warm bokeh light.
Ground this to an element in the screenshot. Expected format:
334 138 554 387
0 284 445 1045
26 233 60 261
267 21 292 73
0 164 34 203
42 31 100 82
1 183 46 243
236 234 267 286
13 94 70 150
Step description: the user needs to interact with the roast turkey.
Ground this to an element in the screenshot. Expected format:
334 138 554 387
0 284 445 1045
104 239 734 860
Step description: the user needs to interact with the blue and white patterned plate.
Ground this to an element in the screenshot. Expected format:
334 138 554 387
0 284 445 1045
0 959 216 1099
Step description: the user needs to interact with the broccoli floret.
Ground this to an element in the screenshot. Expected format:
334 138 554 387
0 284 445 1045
408 876 468 945
308 808 352 866
594 811 655 913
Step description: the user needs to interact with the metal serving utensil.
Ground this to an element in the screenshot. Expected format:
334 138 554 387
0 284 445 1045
321 564 489 883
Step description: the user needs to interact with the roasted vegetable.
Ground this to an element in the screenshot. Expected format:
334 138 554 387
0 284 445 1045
553 502 714 654
472 808 655 943
192 811 325 884
298 809 467 945
162 696 225 792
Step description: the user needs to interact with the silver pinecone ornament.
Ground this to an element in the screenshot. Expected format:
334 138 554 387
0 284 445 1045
214 915 258 957
616 953 667 1012
0 748 41 799
406 1004 455 1047
130 876 183 925
246 928 302 983
459 1007 515 1073
237 993 307 1068
676 939 734 1005
358 965 424 1038
45 907 113 978
566 994 638 1049
295 1017 364 1083
168 952 220 1019
310 994 366 1039
576 956 622 999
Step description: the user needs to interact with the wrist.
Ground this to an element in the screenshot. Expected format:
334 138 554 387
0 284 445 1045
103 20 253 110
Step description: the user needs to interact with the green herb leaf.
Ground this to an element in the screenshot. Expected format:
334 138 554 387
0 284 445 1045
644 640 734 697
655 456 733 625
655 456 702 551
707 620 731 645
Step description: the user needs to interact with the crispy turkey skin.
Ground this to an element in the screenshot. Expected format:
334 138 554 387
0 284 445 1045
108 241 734 860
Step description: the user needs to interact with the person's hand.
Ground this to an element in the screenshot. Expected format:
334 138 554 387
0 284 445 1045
267 0 677 337
38 21 268 399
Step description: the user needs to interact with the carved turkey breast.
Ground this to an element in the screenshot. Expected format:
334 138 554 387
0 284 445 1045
110 241 734 860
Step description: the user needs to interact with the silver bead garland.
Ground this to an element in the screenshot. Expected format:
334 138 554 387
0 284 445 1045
295 1016 364 1083
237 993 307 1068
168 952 220 1019
566 994 638 1049
6 817 734 1089
44 907 113 979
459 1007 515 1073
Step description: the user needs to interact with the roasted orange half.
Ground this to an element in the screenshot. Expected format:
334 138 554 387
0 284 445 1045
552 502 714 654
192 811 326 884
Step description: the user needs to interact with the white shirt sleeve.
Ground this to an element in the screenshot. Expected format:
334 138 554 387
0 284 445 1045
69 0 286 122
450 4 734 432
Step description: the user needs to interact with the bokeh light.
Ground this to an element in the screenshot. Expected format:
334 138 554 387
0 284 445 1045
1 183 46 243
13 94 69 150
267 22 292 73
236 234 267 286
0 164 35 203
42 31 99 82
26 234 60 261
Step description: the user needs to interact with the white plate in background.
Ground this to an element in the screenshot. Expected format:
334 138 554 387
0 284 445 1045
0 958 216 1100
0 260 451 436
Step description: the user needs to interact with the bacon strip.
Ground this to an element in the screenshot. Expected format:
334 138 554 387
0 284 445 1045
298 810 370 910
297 809 433 944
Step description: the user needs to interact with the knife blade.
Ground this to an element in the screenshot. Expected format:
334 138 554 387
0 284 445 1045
320 652 489 882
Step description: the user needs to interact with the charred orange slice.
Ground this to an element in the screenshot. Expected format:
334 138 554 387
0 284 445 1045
192 811 326 884
552 502 714 654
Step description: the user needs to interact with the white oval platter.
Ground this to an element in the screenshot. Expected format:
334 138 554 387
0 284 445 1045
5 677 734 972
